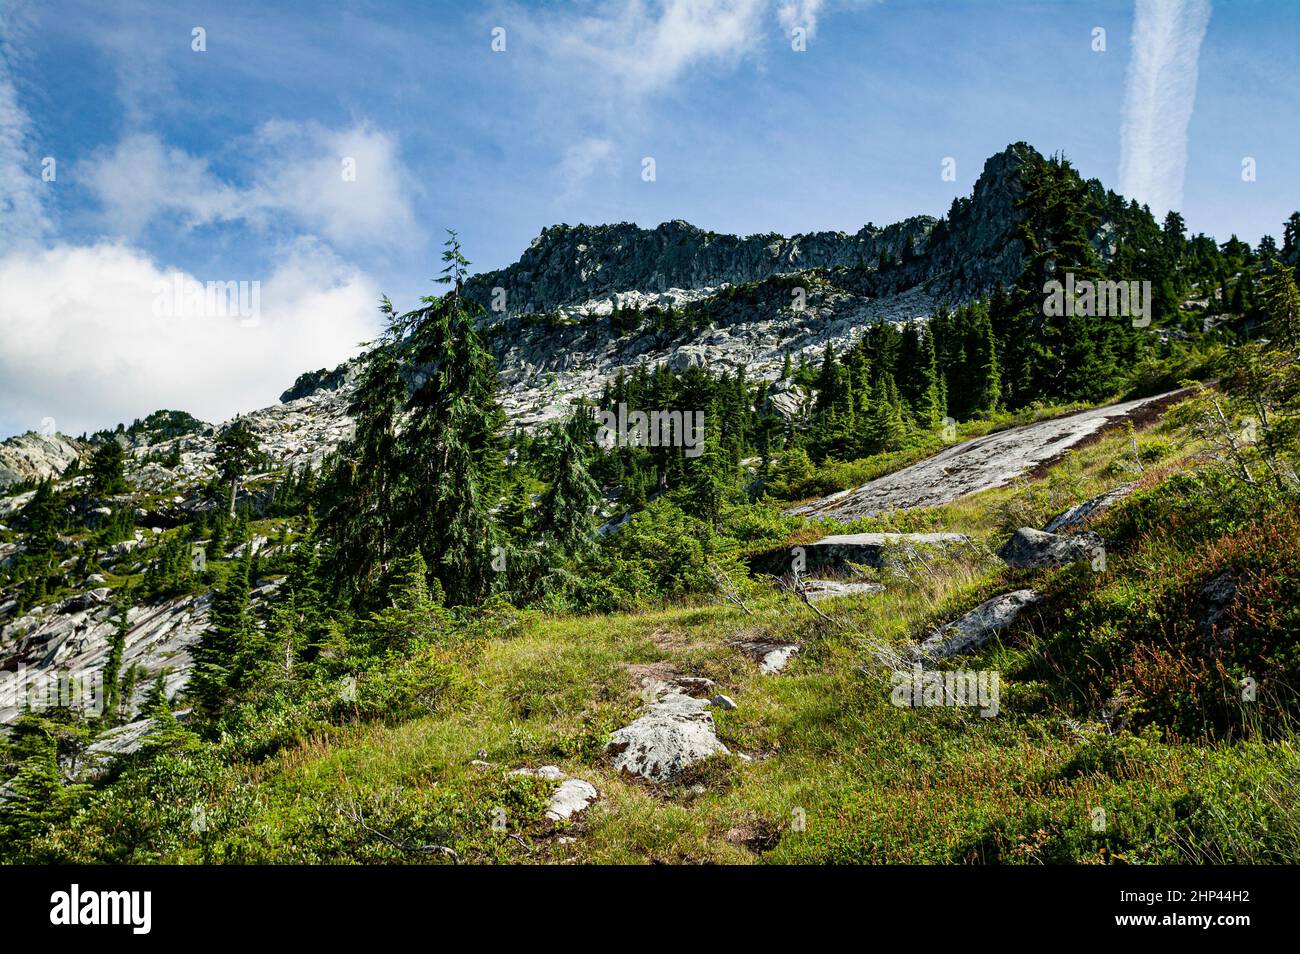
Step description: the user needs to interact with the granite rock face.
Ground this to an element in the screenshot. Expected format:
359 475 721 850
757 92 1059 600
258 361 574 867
0 432 86 491
998 528 1104 571
1044 483 1137 533
216 143 1047 439
791 391 1184 522
914 589 1043 660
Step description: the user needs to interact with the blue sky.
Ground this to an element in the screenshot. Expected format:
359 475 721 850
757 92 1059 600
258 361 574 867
1 0 1297 439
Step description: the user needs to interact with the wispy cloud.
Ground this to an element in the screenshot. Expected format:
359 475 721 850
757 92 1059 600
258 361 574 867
1118 0 1213 217
518 0 769 99
557 136 616 189
80 121 418 248
0 0 51 250
777 0 824 39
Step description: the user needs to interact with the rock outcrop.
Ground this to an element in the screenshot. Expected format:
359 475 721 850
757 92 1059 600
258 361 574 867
914 589 1042 660
734 639 801 674
606 692 730 782
0 432 85 491
791 390 1185 522
802 579 886 601
508 765 599 822
998 528 1103 570
1044 483 1137 533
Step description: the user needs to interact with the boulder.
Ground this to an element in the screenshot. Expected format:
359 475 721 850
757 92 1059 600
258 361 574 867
1197 571 1241 646
998 528 1102 570
734 639 801 674
755 532 968 576
606 692 730 782
77 718 158 780
508 765 599 822
914 589 1042 660
1044 483 1136 533
802 579 886 601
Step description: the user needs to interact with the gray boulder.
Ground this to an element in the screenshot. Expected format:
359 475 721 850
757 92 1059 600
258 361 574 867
914 589 1042 660
998 528 1103 570
734 639 801 674
811 532 969 570
606 692 730 782
757 532 968 576
1197 571 1241 646
1044 483 1136 533
802 579 886 601
77 718 159 780
508 765 599 822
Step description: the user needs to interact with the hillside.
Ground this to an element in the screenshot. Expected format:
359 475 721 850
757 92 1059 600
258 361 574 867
1 141 1298 865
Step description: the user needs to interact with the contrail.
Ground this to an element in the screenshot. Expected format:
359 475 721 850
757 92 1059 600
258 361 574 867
1118 0 1212 218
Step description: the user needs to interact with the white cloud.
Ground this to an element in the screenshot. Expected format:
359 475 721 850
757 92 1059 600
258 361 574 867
80 132 248 236
246 120 419 247
0 240 377 437
558 136 616 187
1118 0 1213 217
80 121 418 248
537 0 769 97
777 0 824 39
0 2 50 250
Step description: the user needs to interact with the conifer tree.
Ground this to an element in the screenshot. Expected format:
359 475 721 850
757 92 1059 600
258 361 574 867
213 418 260 518
863 373 904 453
319 299 409 606
366 551 451 650
101 595 130 721
1262 259 1300 349
967 304 1002 414
399 232 506 605
536 407 602 561
189 550 252 721
684 403 730 529
915 328 945 429
88 438 128 496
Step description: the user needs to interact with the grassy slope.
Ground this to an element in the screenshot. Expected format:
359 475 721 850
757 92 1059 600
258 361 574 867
202 400 1299 865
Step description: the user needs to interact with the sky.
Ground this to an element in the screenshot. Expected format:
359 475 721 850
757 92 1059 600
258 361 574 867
0 0 1297 440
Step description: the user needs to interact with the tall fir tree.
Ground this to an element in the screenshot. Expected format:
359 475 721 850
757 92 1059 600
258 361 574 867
535 407 603 561
398 232 507 606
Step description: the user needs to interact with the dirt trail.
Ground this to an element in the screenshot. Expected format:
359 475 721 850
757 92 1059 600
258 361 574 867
789 388 1189 522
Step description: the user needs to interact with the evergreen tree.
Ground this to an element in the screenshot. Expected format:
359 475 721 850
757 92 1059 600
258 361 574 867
863 373 904 453
535 408 602 561
88 438 128 495
684 402 731 529
915 327 945 429
967 304 1002 414
366 551 451 650
399 232 506 605
189 550 252 721
319 299 409 606
213 418 260 518
1262 259 1300 349
0 715 87 858
101 594 130 721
